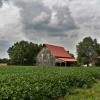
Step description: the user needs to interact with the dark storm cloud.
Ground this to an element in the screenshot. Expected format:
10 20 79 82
0 0 3 7
1 0 78 38
9 0 78 37
1 0 100 58
14 1 51 34
0 40 10 58
0 0 79 58
0 40 10 50
0 0 8 7
54 6 77 30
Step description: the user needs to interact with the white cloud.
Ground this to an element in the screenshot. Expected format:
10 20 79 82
0 2 20 27
0 1 27 58
33 12 50 23
0 0 100 58
43 0 69 9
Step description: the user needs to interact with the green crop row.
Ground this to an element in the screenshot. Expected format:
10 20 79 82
0 66 99 100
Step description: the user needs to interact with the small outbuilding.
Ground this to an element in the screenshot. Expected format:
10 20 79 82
36 44 77 66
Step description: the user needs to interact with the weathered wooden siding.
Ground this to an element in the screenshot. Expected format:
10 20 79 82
36 47 55 66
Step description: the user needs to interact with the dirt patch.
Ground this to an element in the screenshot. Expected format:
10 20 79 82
0 63 7 67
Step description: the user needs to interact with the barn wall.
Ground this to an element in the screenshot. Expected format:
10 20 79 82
36 47 55 66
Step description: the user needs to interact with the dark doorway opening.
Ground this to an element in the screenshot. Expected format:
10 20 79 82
55 62 66 67
66 62 71 66
55 62 73 67
55 62 61 66
61 62 65 66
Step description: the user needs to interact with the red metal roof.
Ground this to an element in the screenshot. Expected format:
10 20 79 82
58 58 77 62
44 44 72 58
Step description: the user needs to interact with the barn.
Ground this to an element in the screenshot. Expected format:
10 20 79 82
36 44 77 66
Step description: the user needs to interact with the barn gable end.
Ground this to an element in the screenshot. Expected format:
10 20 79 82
36 46 55 66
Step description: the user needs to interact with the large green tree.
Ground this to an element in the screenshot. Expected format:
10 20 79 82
76 37 100 66
8 41 43 65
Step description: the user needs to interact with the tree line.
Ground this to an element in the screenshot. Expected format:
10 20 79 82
77 37 100 66
0 36 100 66
7 41 43 65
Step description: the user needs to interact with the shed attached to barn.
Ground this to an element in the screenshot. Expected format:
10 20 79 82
36 44 77 66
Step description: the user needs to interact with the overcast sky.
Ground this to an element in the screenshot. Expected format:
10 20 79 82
0 0 100 58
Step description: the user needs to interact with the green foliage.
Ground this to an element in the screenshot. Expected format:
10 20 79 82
0 66 99 99
65 81 100 100
0 58 9 63
77 37 100 66
95 59 100 67
70 53 75 58
8 41 43 65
